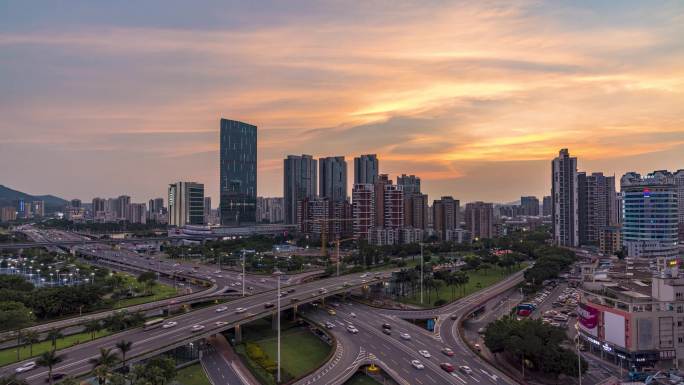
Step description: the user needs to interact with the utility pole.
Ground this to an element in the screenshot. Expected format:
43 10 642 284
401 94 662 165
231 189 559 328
273 269 282 383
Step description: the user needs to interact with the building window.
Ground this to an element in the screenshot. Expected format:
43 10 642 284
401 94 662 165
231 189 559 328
679 337 684 344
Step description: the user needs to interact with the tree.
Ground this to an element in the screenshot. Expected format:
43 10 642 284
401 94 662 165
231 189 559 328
36 350 64 385
46 329 64 350
0 301 34 360
59 377 78 385
22 330 40 357
137 272 157 295
0 374 29 385
84 320 102 341
89 348 119 385
115 340 133 370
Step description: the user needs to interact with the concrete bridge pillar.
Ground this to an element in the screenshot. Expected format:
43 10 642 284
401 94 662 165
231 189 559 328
272 311 279 331
234 324 242 343
292 305 298 321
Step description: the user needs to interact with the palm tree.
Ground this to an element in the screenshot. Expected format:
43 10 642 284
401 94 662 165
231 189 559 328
46 329 64 350
89 348 119 385
83 320 102 341
89 347 119 369
36 350 64 385
22 330 40 357
115 340 133 370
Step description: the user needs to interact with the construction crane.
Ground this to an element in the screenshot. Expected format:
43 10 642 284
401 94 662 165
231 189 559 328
301 217 355 257
333 237 355 276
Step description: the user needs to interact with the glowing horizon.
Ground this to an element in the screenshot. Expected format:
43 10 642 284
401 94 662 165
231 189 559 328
1 1 683 203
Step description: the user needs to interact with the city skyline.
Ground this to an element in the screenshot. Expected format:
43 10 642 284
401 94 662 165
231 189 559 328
2 1 684 203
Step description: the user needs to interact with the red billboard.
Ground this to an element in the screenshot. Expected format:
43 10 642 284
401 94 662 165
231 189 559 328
577 303 599 329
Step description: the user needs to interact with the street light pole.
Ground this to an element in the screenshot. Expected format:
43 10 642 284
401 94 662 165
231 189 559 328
575 324 582 385
242 250 246 297
420 243 424 304
273 269 282 383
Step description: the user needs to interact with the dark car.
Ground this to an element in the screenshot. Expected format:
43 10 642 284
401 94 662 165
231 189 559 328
287 288 296 293
45 373 66 382
440 363 455 372
382 323 392 330
382 328 391 335
264 302 275 308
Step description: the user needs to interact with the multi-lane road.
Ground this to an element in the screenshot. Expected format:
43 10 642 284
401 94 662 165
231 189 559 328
2 227 527 385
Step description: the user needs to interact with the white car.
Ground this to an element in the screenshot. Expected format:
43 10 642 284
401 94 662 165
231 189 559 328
216 306 228 313
214 270 221 274
418 350 431 358
350 312 356 318
346 325 359 334
460 366 473 375
236 307 247 314
15 362 36 373
191 324 205 332
215 321 228 326
325 322 335 329
162 321 177 329
411 360 424 369
400 333 411 340
260 278 266 283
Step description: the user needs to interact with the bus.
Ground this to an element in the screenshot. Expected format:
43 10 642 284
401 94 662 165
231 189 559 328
143 318 165 331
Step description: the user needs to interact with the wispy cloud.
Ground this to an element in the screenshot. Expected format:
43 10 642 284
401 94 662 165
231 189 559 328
0 0 683 201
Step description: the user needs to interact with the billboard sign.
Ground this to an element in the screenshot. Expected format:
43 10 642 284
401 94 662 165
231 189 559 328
577 303 599 329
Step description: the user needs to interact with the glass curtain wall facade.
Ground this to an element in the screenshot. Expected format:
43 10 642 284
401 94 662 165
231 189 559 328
220 119 257 227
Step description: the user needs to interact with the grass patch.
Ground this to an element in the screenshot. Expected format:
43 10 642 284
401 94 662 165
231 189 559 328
174 363 211 385
233 319 331 385
0 329 111 366
112 275 179 308
345 372 382 385
400 265 524 307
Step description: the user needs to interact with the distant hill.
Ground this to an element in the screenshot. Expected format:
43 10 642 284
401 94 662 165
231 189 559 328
0 184 68 213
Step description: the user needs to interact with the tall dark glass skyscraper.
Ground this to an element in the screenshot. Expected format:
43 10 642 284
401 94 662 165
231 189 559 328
220 119 257 227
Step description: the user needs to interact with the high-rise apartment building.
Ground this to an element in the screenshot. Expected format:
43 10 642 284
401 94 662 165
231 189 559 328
1 207 16 222
352 184 375 241
284 155 317 224
465 201 494 239
373 174 391 228
542 195 552 216
147 197 166 223
297 197 352 241
92 198 105 213
354 154 379 185
319 156 347 202
675 170 684 242
433 196 459 241
70 199 82 209
520 196 540 216
621 171 678 259
578 172 617 246
256 197 284 223
397 174 421 195
126 203 147 224
552 148 579 247
116 195 131 220
31 201 44 217
204 197 212 225
220 119 257 227
404 193 428 230
168 182 205 227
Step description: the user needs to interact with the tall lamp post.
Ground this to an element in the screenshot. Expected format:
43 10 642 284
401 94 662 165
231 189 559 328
241 250 246 297
273 269 282 383
575 323 582 385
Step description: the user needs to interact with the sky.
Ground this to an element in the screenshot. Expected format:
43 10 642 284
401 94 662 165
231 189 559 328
1 1 683 204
